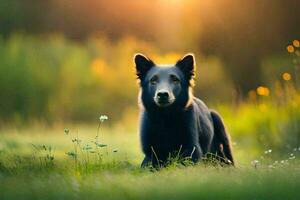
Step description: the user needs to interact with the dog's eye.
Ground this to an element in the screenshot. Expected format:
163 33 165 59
171 76 180 84
150 76 158 85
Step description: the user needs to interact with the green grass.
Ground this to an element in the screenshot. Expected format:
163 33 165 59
0 125 300 200
1 165 300 200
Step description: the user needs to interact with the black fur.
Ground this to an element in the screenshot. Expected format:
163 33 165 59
134 53 234 167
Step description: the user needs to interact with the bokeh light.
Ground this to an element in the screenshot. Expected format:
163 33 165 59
293 40 300 48
256 86 270 96
287 45 295 53
282 72 291 81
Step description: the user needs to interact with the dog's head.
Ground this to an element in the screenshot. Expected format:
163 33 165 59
134 53 195 110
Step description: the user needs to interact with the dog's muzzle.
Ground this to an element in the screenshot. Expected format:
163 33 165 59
154 90 175 107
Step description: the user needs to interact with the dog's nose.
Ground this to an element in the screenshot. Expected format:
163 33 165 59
157 91 169 100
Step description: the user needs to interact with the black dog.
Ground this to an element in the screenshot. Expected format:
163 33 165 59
134 53 234 167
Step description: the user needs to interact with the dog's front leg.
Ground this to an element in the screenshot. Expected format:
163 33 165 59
141 156 152 168
181 145 203 163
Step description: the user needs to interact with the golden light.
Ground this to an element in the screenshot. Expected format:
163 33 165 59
287 45 295 53
257 86 270 96
257 86 265 96
91 58 106 76
282 72 291 81
153 52 182 64
161 0 183 5
293 40 300 48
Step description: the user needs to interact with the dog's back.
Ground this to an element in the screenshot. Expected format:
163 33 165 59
189 97 234 164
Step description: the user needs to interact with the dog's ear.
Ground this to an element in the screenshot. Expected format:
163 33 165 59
134 53 155 80
176 53 195 80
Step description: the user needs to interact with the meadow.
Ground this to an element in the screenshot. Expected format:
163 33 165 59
1 1 300 199
0 35 300 199
1 98 300 199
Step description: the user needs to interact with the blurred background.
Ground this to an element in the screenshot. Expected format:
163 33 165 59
0 0 300 159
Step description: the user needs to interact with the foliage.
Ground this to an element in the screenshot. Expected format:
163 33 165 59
0 34 235 123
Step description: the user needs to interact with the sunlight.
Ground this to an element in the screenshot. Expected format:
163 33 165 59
91 58 106 77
